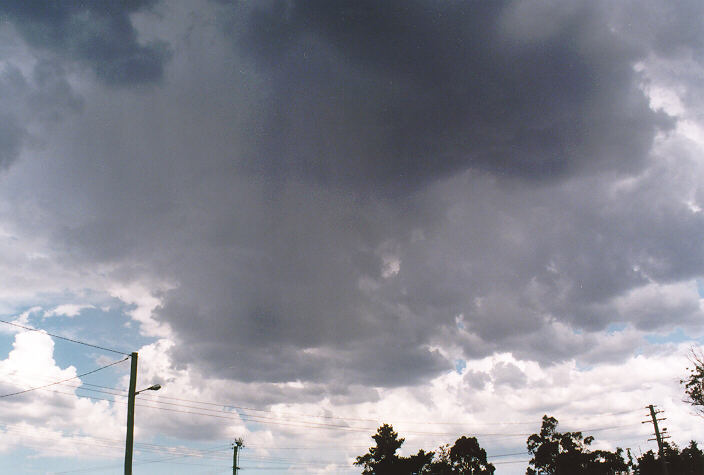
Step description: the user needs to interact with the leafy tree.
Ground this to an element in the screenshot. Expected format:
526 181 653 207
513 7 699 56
356 426 496 474
526 415 627 475
425 444 453 475
424 437 494 474
526 415 591 474
680 441 704 473
449 436 495 474
636 441 704 475
681 349 704 414
355 424 433 474
635 449 660 474
356 424 405 474
404 449 434 474
587 448 629 475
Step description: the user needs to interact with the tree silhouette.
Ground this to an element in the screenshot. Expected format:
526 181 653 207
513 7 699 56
355 424 405 474
421 437 494 474
526 415 627 474
425 444 454 475
682 349 704 415
355 424 433 474
637 441 704 475
449 436 495 474
404 449 434 474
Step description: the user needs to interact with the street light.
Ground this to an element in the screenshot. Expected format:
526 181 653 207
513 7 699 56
124 352 162 475
135 384 161 395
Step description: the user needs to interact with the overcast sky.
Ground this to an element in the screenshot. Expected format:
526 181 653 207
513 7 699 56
1 1 704 473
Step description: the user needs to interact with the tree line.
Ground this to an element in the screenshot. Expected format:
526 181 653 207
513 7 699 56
355 416 703 474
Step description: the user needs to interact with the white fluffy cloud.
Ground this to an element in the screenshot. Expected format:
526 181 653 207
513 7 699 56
0 331 124 458
44 304 94 318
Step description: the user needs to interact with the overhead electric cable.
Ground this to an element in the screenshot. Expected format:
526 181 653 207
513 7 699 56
0 319 131 356
114 387 644 427
0 356 129 398
0 422 231 457
494 459 532 465
17 377 644 430
53 444 231 474
20 383 646 439
489 451 530 458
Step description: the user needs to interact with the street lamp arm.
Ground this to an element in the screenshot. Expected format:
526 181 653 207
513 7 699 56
135 384 161 395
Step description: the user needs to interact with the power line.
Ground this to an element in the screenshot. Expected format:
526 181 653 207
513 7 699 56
68 381 643 429
52 445 231 474
0 372 648 445
3 367 646 435
7 378 647 440
0 364 651 462
0 421 231 457
0 356 129 398
489 451 530 458
0 319 131 356
0 374 517 436
494 459 532 465
2 380 535 437
0 401 652 473
0 424 237 474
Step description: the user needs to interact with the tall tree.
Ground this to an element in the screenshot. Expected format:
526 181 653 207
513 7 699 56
355 424 405 474
403 449 435 474
449 436 495 474
424 437 495 474
526 415 591 474
526 415 627 475
682 349 704 414
355 424 433 474
637 441 704 475
425 444 453 475
588 448 629 475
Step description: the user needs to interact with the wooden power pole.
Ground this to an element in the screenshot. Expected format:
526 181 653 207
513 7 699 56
643 404 670 475
233 438 244 475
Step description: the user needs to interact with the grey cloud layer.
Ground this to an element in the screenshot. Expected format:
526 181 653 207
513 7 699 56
1 0 168 86
233 0 670 190
0 58 82 169
1 0 704 399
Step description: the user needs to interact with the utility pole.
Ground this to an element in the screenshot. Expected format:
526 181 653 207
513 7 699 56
232 438 244 475
642 404 670 475
124 352 138 475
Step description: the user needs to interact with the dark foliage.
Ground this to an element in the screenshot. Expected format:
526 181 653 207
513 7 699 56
636 441 704 475
447 436 495 474
423 437 495 474
354 424 433 474
357 417 704 475
356 425 495 474
526 415 628 474
682 349 704 415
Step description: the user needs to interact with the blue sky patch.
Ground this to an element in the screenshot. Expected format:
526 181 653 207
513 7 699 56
606 322 628 334
0 294 159 391
645 327 690 345
455 358 467 374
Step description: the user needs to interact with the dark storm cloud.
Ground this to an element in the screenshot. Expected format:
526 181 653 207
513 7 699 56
619 0 704 60
0 66 28 169
0 116 23 170
0 60 81 170
2 0 704 400
229 0 671 190
0 0 169 86
148 180 451 386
